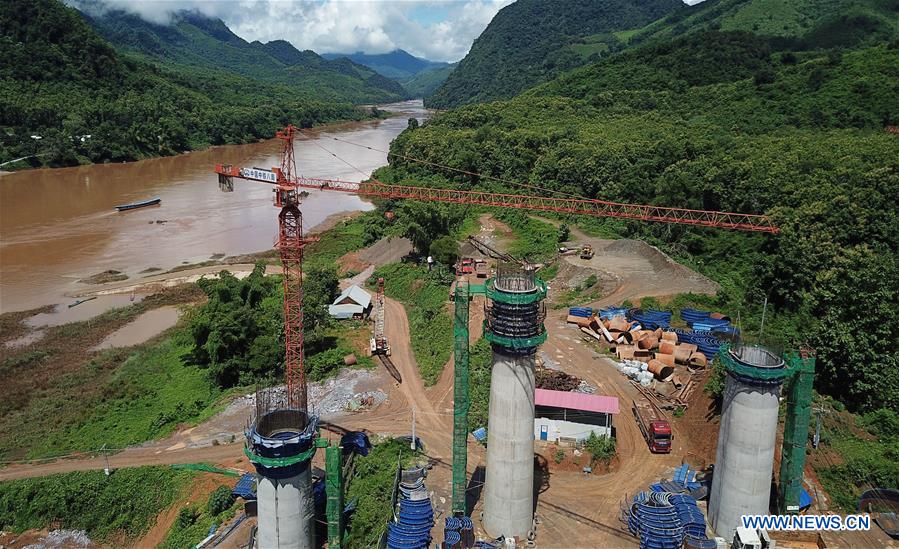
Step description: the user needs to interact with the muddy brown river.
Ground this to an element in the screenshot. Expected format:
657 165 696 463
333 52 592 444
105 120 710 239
0 100 430 314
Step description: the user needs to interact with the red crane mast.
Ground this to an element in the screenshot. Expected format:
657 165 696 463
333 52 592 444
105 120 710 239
274 125 314 410
215 126 778 411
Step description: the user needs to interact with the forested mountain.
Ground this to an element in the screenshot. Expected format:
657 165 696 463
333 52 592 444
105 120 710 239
0 0 373 168
427 0 681 108
381 27 899 414
323 49 449 80
78 8 407 103
627 0 899 49
402 63 459 99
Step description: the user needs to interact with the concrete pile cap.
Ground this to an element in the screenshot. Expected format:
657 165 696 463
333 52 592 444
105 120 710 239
719 343 792 385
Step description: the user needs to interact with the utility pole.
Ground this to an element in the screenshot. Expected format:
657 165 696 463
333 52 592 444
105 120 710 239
813 405 826 449
759 295 768 344
411 407 417 451
101 444 110 476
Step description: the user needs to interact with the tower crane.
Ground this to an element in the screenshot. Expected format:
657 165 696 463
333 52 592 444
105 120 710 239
214 124 778 516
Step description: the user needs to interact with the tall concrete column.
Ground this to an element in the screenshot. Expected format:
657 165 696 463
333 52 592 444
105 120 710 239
483 349 536 538
257 468 314 549
246 399 319 549
481 265 547 541
709 345 790 540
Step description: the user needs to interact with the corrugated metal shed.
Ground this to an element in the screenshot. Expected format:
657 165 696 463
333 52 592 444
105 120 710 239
328 284 372 319
328 303 364 319
535 388 619 415
333 284 371 309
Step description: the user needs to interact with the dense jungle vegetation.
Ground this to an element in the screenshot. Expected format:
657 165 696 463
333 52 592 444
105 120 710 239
0 467 194 541
430 0 899 108
0 0 379 168
428 0 680 108
187 262 340 388
383 30 899 413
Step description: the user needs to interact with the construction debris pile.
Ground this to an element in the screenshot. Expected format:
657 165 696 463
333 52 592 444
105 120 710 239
621 464 715 549
387 466 434 549
535 367 596 394
568 307 713 369
569 306 734 410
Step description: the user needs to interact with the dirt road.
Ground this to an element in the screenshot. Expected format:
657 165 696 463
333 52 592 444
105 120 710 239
0 442 244 482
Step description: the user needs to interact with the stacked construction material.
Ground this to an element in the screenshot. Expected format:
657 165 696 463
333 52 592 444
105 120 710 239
569 307 592 318
388 468 434 549
625 466 712 549
673 329 721 360
671 494 707 539
442 516 476 548
615 359 655 387
626 491 684 549
566 306 594 327
628 308 673 330
599 306 628 320
681 309 740 338
570 305 727 377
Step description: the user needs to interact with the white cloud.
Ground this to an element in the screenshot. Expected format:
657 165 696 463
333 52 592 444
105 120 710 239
67 0 515 62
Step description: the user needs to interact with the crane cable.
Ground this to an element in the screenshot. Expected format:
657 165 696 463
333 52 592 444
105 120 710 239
302 135 373 182
313 132 588 200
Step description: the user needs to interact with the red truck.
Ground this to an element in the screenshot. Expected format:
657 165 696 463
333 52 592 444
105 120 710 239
632 399 672 453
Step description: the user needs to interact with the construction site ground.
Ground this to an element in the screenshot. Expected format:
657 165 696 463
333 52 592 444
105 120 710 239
0 218 893 548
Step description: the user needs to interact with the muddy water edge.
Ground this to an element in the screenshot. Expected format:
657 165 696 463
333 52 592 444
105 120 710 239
0 100 431 315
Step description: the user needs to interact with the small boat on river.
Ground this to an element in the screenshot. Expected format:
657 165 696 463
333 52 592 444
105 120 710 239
115 197 161 211
68 296 97 308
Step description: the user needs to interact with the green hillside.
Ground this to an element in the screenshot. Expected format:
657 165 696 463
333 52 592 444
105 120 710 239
625 0 899 48
81 9 407 104
0 0 372 168
380 32 899 412
427 0 681 108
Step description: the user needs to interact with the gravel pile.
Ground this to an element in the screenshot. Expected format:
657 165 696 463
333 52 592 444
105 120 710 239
227 368 387 418
24 530 91 549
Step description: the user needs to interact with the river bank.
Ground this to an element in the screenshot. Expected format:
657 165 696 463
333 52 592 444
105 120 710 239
0 106 391 175
0 100 431 314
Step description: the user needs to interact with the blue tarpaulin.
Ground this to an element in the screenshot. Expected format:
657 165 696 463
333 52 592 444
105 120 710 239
232 473 256 500
341 431 372 457
800 488 813 510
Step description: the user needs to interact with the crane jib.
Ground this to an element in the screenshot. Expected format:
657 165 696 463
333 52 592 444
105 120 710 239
214 164 778 234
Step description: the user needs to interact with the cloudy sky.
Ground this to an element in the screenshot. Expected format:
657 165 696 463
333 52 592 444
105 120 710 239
69 0 517 63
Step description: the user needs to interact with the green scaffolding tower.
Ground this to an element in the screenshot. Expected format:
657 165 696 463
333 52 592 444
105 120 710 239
325 443 344 547
452 278 471 516
778 351 815 514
